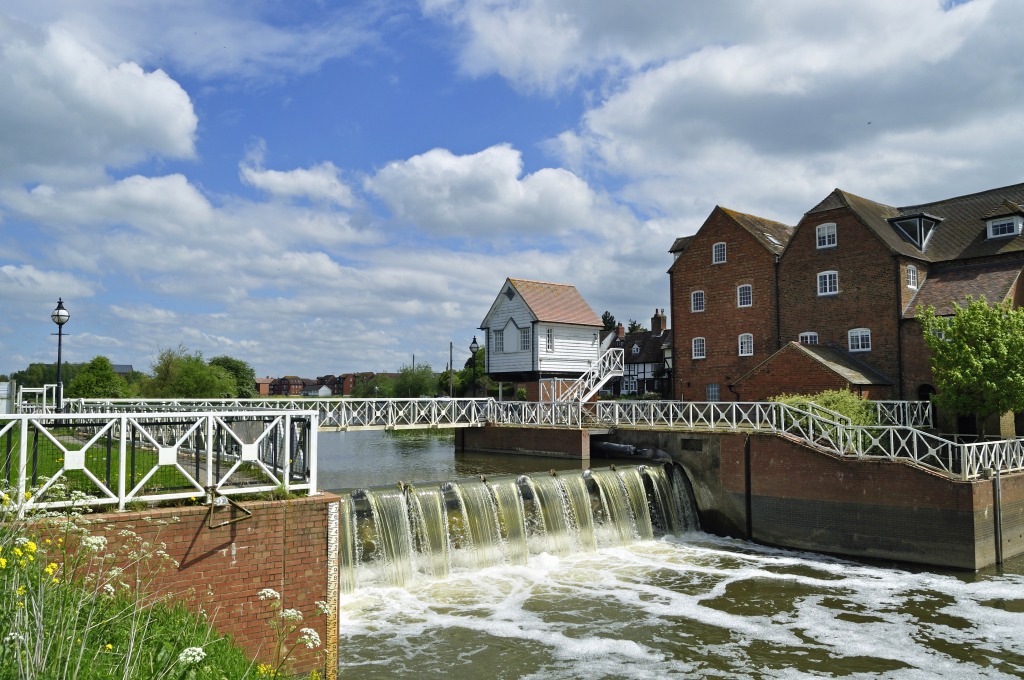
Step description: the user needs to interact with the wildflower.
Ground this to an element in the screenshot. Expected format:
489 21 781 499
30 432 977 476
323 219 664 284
281 608 303 622
1 493 9 506
0 558 6 569
102 584 115 596
177 646 207 665
3 632 24 646
257 588 280 601
297 627 321 649
315 600 330 615
16 586 26 596
13 548 22 558
257 663 275 676
24 541 37 553
81 536 107 552
105 643 113 651
45 562 58 576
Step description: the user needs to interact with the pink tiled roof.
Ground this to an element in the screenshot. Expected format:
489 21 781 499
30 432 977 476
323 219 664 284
508 278 602 326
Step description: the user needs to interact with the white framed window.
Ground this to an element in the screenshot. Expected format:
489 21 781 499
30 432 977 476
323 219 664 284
816 223 837 249
692 337 706 359
987 216 1022 239
798 332 819 345
546 328 554 352
737 284 752 308
817 271 839 296
520 328 530 351
738 333 753 356
706 383 720 402
712 242 727 264
622 377 637 394
907 265 918 289
691 290 705 313
848 328 871 352
492 330 504 353
631 343 641 355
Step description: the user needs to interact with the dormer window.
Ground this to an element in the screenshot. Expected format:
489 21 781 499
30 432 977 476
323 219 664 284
631 344 640 355
889 213 941 250
816 223 837 249
987 216 1023 239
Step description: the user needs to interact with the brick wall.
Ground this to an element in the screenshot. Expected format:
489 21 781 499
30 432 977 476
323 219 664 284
669 208 780 401
732 343 853 401
779 208 902 389
63 495 338 676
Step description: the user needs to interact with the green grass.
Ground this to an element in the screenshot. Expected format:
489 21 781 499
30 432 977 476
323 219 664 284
0 495 326 679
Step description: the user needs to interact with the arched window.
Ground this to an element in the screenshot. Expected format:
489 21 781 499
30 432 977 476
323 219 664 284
816 223 837 249
736 284 752 308
692 337 706 359
798 332 819 345
817 271 839 296
848 328 871 352
907 265 918 289
738 333 753 356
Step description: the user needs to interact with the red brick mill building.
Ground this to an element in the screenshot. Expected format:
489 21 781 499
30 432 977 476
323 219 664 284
668 183 1024 434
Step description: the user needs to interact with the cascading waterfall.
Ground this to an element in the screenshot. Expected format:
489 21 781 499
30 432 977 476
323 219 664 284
341 463 700 592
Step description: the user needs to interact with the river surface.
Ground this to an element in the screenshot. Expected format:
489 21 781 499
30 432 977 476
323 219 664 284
320 430 1024 679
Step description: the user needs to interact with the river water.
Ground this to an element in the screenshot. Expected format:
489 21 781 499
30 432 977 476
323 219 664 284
320 430 1024 679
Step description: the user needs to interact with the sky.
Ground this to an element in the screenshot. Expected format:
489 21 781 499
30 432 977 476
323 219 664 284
1 0 1022 380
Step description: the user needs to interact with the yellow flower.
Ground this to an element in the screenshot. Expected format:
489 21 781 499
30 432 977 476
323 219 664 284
13 548 22 558
105 644 113 651
16 586 26 596
24 541 37 554
45 563 58 576
24 491 31 500
257 663 274 676
52 577 60 584
16 601 23 608
0 557 7 569
1 493 9 506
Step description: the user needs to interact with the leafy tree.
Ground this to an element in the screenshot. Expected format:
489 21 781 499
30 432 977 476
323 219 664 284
437 368 463 397
141 346 236 398
208 355 257 398
11 362 83 389
601 311 617 332
627 319 646 333
66 356 130 399
393 363 439 398
351 373 394 398
918 297 1024 436
459 347 491 396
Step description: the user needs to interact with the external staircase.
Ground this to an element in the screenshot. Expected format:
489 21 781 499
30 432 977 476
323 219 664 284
540 348 624 403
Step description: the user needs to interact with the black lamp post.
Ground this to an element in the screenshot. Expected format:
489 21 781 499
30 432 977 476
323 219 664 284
469 336 479 398
51 298 70 413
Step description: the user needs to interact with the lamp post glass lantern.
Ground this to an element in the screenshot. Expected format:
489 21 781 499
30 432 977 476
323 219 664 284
469 336 479 398
51 298 70 413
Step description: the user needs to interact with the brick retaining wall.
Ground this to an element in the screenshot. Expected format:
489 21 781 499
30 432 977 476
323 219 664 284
66 495 339 677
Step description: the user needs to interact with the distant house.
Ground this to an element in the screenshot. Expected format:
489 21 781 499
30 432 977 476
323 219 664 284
269 376 310 396
255 377 273 397
479 278 606 400
607 310 671 397
111 364 134 377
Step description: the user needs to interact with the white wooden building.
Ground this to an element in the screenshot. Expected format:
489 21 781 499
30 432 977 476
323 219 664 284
480 278 604 389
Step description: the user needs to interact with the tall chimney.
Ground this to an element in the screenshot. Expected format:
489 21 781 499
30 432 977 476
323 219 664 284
651 308 666 334
616 322 625 339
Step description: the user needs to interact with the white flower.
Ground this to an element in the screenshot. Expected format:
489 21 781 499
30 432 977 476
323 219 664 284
81 535 107 552
297 628 321 649
315 600 330 615
4 632 24 646
281 608 303 622
101 584 115 596
178 646 207 665
257 588 280 601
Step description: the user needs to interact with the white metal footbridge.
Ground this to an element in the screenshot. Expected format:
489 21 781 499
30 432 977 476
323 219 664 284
41 396 1022 481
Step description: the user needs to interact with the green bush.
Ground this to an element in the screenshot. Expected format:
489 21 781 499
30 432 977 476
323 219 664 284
770 389 876 426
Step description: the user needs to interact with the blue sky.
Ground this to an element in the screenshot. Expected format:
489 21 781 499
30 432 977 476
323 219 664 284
1 0 1022 379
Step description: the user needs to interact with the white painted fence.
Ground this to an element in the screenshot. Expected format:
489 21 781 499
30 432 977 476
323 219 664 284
0 410 316 514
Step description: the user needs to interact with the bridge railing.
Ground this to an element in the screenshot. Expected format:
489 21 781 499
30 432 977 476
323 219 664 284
0 410 317 514
489 401 582 428
871 401 934 428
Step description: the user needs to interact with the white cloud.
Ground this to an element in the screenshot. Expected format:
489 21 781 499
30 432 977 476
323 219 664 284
365 144 631 239
0 14 196 184
240 142 355 207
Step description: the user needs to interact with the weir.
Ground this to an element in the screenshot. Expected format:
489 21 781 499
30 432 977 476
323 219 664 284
338 463 700 591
